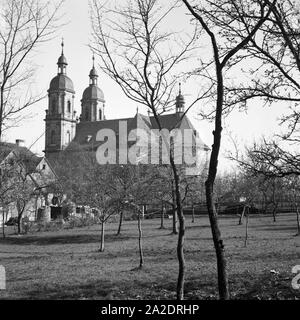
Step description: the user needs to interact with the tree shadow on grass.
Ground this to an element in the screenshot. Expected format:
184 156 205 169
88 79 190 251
0 233 131 246
7 280 118 300
253 224 297 233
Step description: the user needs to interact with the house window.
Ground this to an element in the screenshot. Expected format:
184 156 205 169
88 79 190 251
42 164 46 170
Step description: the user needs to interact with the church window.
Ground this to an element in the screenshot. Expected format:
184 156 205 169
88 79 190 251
67 101 71 113
99 109 102 120
50 130 55 145
61 95 64 111
51 99 56 114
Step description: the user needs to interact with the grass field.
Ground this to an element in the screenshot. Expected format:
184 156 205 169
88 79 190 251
0 213 299 300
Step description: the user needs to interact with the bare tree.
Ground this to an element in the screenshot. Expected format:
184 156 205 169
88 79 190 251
0 0 64 139
0 151 18 237
233 144 300 234
221 0 300 178
90 0 198 300
182 0 276 299
235 140 300 177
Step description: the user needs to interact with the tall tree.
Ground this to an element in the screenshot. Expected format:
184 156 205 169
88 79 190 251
90 0 198 299
0 0 64 139
182 0 276 299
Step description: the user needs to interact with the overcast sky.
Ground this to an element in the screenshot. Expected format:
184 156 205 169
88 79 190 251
2 0 288 172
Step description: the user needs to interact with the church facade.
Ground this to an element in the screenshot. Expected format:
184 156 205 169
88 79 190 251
44 43 210 167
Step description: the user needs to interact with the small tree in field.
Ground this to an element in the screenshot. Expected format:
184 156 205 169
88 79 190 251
0 153 17 238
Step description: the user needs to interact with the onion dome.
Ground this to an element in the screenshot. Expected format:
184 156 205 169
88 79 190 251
49 75 74 93
82 55 105 102
48 40 75 93
82 86 104 101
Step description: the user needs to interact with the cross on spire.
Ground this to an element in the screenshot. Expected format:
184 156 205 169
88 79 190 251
61 37 64 54
92 53 95 68
179 82 182 95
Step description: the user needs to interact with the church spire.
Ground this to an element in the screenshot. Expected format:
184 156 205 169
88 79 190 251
89 54 98 85
57 38 68 75
175 82 185 114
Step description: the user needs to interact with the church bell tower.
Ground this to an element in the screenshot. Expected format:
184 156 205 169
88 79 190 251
44 40 76 159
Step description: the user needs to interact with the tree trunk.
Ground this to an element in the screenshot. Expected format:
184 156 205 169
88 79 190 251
204 75 230 297
172 204 178 234
244 208 249 247
172 167 185 300
116 211 123 236
100 221 105 252
172 183 178 235
205 181 229 300
0 87 4 141
2 209 5 239
17 218 22 234
142 205 146 219
272 187 277 222
192 203 195 223
138 210 143 268
239 206 245 225
295 203 300 236
160 203 165 229
16 200 26 235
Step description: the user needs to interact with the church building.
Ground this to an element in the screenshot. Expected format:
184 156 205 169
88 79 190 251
44 42 210 166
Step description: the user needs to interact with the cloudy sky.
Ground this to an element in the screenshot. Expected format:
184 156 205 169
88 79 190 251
3 0 287 171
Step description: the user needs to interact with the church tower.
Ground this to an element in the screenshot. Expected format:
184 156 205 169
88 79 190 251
80 56 105 122
44 41 76 159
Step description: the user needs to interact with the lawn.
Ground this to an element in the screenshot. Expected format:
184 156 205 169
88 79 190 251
0 213 299 300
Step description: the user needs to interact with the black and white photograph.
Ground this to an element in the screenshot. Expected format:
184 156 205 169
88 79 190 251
0 0 299 311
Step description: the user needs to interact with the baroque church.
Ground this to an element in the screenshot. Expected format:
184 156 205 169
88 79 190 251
44 42 210 165
0 42 210 225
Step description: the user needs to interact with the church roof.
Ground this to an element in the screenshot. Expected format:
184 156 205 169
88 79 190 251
49 74 75 93
69 112 209 150
82 85 104 101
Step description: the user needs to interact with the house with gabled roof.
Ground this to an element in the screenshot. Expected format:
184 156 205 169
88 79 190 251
0 140 57 225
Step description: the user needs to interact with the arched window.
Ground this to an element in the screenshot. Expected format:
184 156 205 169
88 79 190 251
99 109 102 120
61 95 64 112
67 101 71 113
50 130 55 145
51 99 56 115
66 131 71 144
